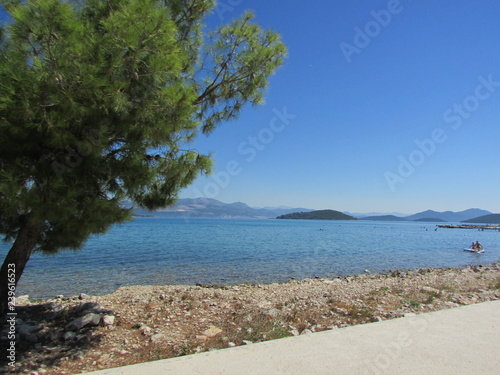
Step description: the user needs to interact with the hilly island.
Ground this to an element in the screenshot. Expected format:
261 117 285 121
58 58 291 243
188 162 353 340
276 210 356 220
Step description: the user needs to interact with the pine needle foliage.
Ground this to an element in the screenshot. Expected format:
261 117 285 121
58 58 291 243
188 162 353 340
0 0 286 315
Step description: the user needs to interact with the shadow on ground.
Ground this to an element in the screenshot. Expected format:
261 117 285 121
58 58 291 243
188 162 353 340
0 297 113 373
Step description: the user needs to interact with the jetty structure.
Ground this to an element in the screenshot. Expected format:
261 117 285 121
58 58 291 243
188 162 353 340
438 224 500 230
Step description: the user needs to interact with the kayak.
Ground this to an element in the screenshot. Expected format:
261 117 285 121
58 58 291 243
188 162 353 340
463 248 485 254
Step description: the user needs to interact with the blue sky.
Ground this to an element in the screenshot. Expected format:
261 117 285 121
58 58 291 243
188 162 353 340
1 1 498 214
181 0 500 214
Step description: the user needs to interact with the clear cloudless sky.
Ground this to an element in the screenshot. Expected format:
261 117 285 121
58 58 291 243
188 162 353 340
2 1 499 214
182 0 500 214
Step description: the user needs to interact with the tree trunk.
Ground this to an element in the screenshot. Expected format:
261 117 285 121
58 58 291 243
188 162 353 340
0 218 43 320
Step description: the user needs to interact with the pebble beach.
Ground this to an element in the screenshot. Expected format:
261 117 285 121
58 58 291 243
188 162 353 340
2 262 500 374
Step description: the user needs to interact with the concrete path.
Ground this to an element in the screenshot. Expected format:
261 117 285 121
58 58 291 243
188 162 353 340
83 300 500 375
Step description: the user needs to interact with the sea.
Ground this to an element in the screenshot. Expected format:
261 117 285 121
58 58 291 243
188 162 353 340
2 217 499 299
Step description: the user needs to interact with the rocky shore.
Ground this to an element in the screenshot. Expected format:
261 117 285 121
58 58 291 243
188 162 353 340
2 262 500 374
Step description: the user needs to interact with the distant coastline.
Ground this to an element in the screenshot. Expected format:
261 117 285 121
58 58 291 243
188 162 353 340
462 214 500 224
127 198 499 223
276 210 356 221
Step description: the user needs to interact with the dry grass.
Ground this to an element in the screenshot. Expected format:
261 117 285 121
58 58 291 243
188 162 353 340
4 263 499 374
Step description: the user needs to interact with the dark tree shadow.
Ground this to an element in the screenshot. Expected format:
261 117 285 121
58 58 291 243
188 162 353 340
0 298 114 373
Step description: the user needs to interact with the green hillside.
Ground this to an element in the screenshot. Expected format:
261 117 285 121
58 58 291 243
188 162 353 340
413 217 446 222
462 214 500 224
276 210 356 221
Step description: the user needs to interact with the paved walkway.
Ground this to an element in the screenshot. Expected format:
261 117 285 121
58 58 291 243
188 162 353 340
84 300 500 375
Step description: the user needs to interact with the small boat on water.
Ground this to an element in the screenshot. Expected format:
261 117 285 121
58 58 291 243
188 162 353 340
463 248 485 254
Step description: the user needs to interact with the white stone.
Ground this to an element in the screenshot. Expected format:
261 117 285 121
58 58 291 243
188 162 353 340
203 326 223 338
150 334 166 343
103 315 115 326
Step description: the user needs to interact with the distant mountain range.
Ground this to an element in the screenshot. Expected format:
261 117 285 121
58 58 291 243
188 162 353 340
413 217 446 223
133 198 314 219
131 199 496 223
360 215 407 221
359 208 492 223
347 211 408 218
405 209 491 222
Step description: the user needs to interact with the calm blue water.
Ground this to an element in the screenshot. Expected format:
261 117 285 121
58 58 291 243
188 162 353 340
1 218 499 299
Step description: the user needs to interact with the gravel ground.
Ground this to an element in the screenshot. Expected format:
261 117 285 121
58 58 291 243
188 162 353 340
2 262 500 374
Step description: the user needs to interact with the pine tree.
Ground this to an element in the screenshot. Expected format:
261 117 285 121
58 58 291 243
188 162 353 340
0 0 286 317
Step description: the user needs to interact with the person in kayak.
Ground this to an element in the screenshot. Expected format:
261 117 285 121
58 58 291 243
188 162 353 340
474 241 483 250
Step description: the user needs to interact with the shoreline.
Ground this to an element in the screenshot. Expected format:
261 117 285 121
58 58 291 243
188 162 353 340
3 262 500 374
17 258 500 301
